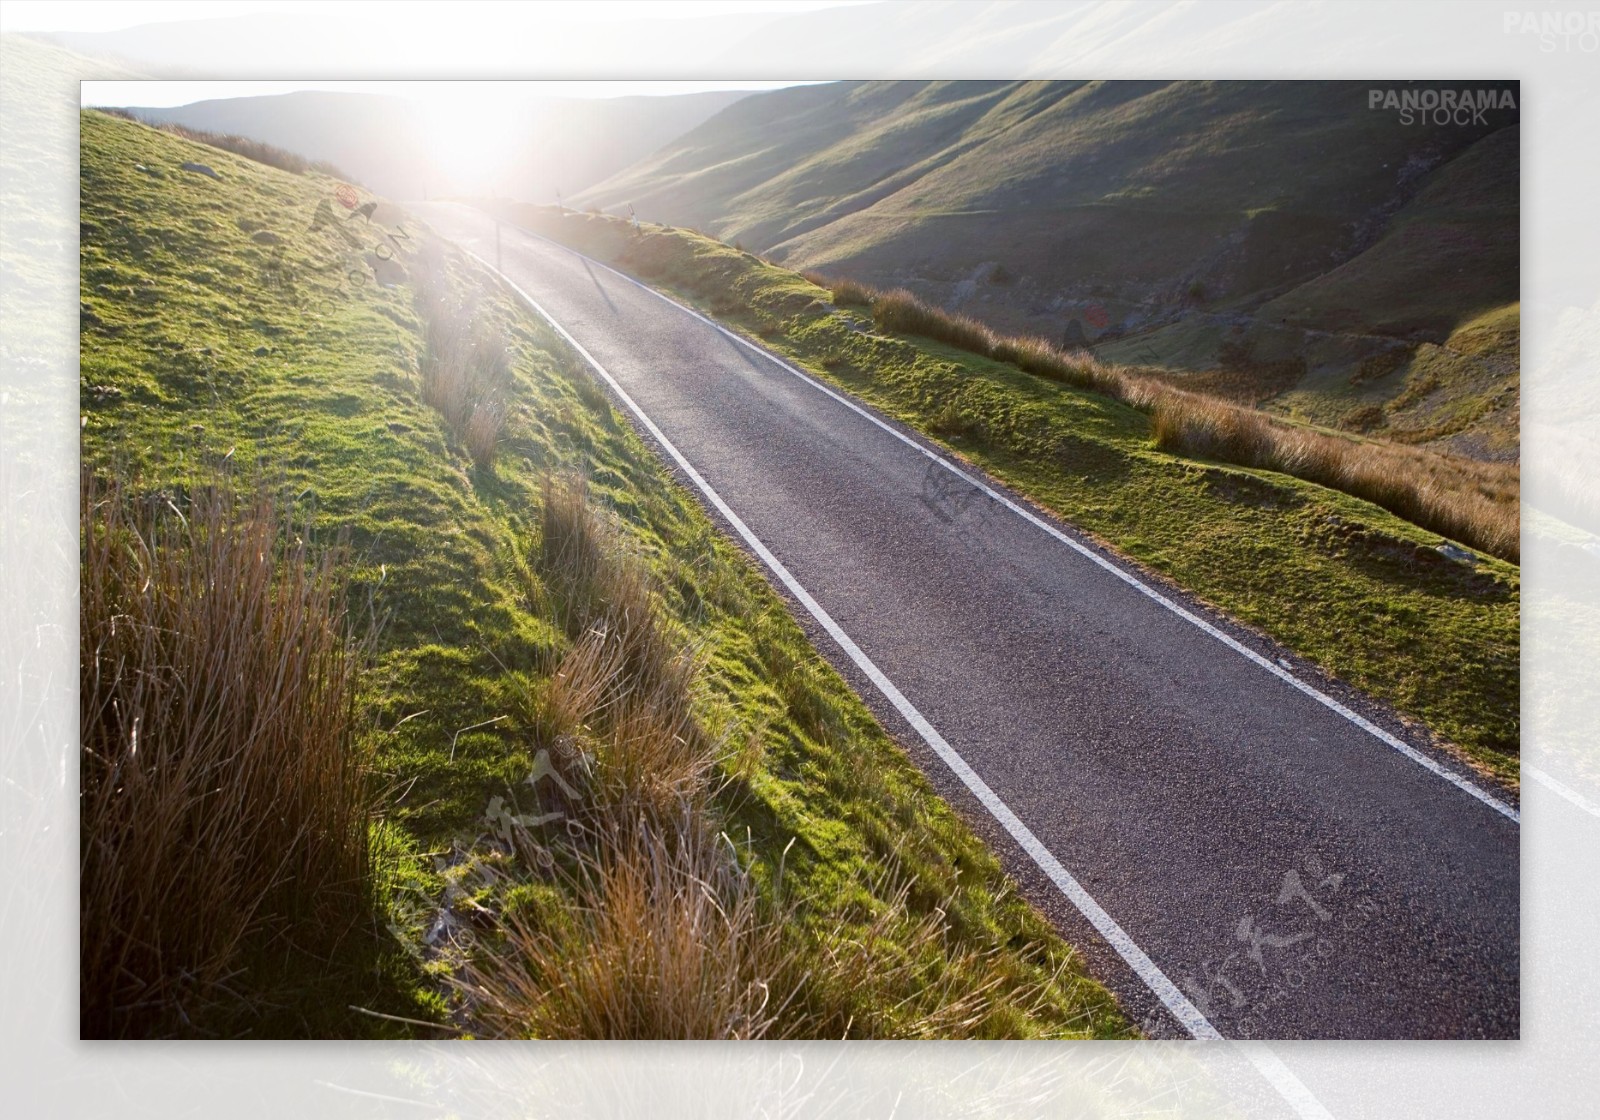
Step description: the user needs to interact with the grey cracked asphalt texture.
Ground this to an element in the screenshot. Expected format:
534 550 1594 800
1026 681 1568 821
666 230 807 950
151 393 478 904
417 203 1518 1040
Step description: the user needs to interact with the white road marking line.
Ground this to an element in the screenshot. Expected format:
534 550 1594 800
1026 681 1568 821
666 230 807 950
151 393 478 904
502 222 1519 827
1526 764 1600 819
1243 1049 1337 1120
460 243 1224 1042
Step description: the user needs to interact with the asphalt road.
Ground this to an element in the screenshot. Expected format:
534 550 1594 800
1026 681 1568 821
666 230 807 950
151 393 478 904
415 203 1518 1041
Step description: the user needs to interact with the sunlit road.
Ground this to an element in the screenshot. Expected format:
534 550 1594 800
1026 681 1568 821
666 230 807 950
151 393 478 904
415 202 1518 1041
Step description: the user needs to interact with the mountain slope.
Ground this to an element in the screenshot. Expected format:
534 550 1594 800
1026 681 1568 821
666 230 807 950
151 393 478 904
574 79 1519 456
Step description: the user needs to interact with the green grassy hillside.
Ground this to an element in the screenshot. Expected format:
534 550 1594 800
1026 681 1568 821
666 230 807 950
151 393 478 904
496 204 1520 788
574 80 1519 458
78 110 1133 1040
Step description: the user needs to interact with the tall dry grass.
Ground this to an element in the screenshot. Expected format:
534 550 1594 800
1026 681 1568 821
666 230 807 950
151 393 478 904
80 472 371 1037
534 476 710 816
1149 389 1520 560
463 806 1066 1039
814 279 1518 561
414 243 514 469
461 818 793 1039
803 269 874 307
464 401 507 470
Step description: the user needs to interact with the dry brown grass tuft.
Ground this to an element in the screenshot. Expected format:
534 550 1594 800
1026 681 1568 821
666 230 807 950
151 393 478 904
803 270 875 308
79 471 371 1037
414 243 514 468
1151 390 1275 467
464 400 506 470
535 476 711 815
462 809 1070 1040
459 818 794 1039
872 287 995 352
530 624 628 751
534 621 709 819
867 289 1127 399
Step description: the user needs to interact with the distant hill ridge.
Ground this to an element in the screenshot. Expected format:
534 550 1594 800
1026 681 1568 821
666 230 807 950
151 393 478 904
121 87 752 203
573 80 1520 460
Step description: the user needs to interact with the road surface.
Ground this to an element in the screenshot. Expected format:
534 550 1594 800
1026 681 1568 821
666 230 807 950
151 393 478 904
415 203 1518 1041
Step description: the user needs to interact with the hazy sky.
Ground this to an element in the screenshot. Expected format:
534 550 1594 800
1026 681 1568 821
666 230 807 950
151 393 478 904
46 1 853 108
79 79 819 109
5 0 861 34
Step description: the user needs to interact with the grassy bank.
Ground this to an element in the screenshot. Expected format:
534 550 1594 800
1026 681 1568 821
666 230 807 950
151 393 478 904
836 286 1517 563
79 110 1132 1038
489 204 1520 784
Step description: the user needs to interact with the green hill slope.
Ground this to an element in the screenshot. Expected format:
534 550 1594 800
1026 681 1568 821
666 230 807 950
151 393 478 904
574 80 1519 457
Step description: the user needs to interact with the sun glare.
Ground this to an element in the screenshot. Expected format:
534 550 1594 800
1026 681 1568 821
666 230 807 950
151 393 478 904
420 87 534 195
